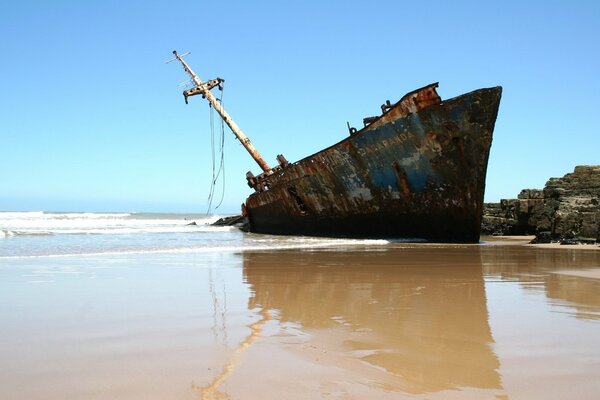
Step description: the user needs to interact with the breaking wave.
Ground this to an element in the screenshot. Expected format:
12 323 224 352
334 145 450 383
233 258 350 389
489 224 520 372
0 211 221 236
0 211 392 258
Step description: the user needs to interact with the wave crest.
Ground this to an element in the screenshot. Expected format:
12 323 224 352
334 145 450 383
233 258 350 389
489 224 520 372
0 212 222 236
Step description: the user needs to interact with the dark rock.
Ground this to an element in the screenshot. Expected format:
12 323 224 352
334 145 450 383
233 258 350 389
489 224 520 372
212 215 248 230
531 231 552 244
560 238 580 245
518 189 543 200
481 194 540 235
482 165 600 243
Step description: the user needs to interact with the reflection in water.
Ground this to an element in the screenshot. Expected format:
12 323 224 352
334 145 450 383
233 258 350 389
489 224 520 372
194 244 600 398
198 308 272 400
209 268 229 344
481 245 600 320
545 274 600 319
242 247 502 394
481 244 600 278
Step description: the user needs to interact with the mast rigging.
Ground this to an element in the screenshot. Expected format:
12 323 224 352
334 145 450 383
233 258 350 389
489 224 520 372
170 50 272 173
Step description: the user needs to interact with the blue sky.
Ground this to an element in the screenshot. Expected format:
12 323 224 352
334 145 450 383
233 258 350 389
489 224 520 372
1 0 598 213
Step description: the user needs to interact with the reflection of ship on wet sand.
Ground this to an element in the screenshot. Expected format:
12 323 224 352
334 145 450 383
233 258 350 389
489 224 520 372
243 248 502 394
481 245 600 320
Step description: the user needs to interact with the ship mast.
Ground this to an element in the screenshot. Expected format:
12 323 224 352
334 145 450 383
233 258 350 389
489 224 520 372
171 50 271 173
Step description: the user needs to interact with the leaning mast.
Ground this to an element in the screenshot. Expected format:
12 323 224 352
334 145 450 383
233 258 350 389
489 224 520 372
170 50 271 173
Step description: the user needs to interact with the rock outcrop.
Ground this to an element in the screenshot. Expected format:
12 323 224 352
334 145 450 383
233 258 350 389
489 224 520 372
482 166 600 242
211 215 249 231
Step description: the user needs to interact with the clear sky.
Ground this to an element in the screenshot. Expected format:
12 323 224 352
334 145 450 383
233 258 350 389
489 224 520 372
1 0 599 213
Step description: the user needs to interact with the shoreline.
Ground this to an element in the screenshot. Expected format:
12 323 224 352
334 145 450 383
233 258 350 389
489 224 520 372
482 235 600 251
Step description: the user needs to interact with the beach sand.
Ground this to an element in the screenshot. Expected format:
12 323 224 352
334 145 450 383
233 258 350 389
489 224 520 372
2 240 600 399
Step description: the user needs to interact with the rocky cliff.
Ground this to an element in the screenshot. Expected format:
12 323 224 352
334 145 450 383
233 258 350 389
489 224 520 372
482 166 600 242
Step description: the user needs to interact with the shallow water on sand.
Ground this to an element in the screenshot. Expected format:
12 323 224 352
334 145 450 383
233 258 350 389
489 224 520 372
1 240 600 399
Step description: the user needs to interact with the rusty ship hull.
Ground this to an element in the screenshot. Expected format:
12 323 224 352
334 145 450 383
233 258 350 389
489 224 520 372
243 84 502 243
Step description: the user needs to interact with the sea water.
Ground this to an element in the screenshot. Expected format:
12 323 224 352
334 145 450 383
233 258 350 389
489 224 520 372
0 211 388 258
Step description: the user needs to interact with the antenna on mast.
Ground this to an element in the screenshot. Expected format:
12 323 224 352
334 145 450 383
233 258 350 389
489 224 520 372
169 50 272 173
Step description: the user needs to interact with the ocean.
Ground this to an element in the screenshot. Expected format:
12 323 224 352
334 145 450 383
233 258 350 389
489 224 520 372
0 211 389 258
1 212 600 399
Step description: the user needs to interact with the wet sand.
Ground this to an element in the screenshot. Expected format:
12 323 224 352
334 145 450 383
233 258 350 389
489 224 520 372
2 240 600 399
553 268 600 280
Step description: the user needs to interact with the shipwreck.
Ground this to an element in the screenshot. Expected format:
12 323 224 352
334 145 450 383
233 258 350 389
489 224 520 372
171 51 502 243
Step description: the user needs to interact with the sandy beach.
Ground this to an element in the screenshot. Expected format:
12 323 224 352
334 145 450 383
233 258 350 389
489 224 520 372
2 236 600 400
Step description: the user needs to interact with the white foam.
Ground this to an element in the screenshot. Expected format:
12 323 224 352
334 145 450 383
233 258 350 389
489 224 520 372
0 212 221 236
0 212 393 258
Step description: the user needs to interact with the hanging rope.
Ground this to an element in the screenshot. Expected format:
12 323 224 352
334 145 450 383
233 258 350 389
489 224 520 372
216 92 226 209
206 85 226 214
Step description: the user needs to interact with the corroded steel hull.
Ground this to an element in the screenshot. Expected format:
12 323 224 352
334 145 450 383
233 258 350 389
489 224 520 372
243 84 502 243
